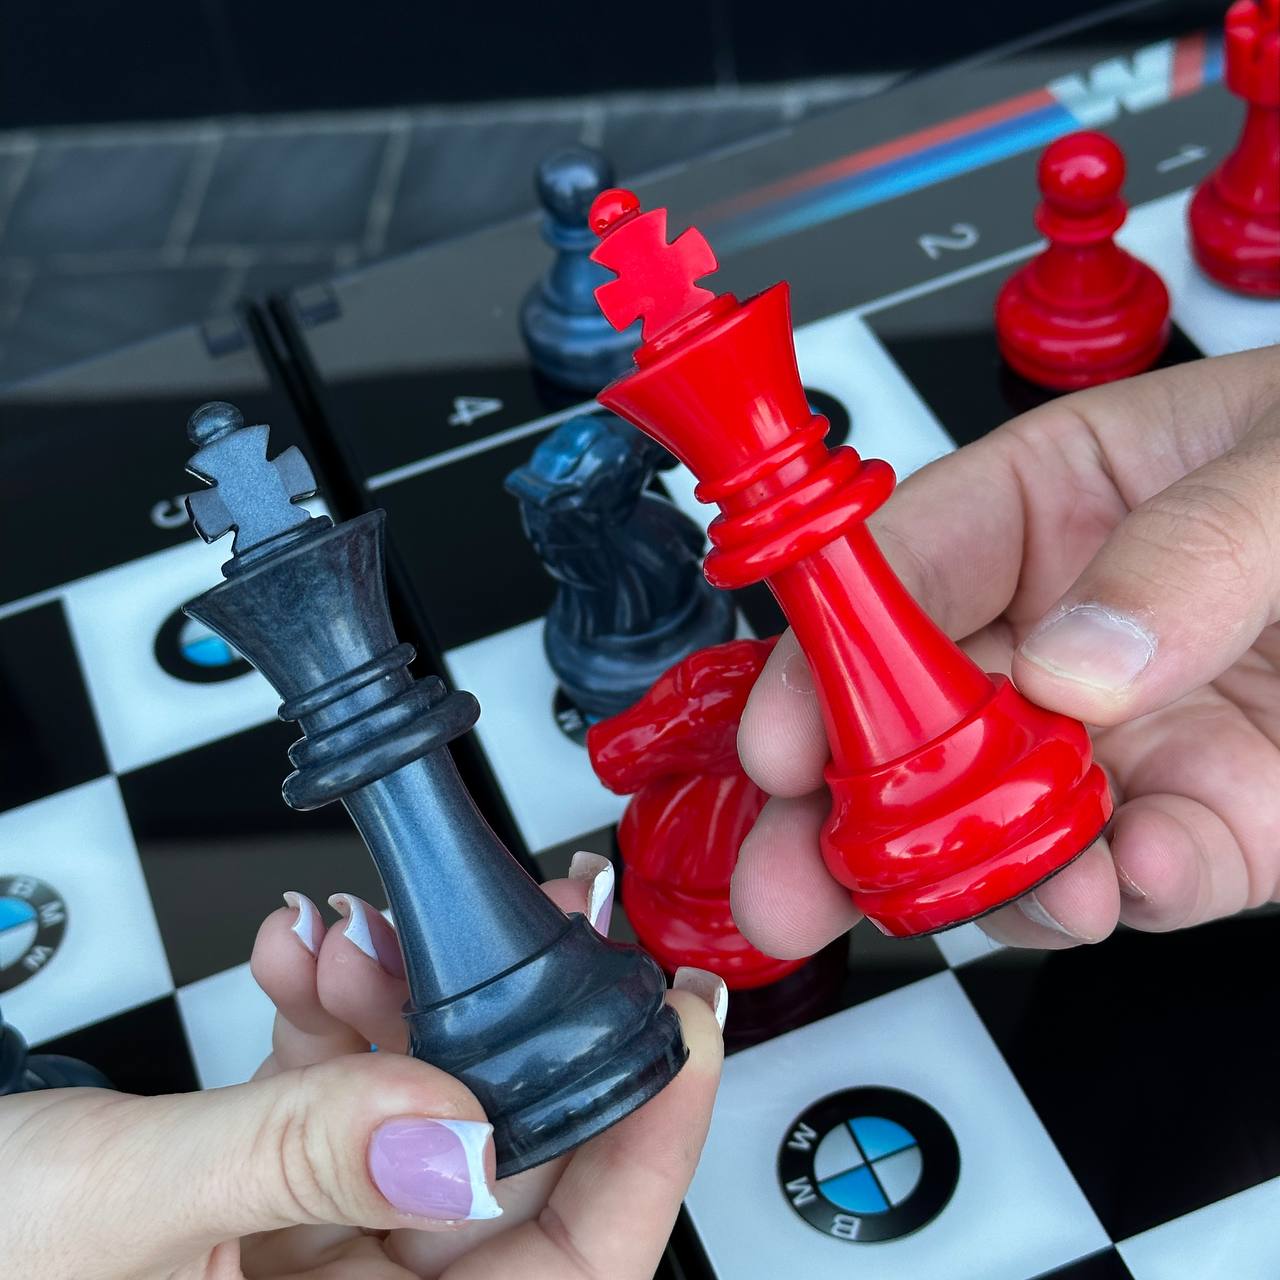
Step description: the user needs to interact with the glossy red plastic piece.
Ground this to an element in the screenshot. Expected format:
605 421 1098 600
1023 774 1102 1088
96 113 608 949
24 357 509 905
589 189 1112 936
1189 0 1280 296
995 131 1171 390
588 636 808 989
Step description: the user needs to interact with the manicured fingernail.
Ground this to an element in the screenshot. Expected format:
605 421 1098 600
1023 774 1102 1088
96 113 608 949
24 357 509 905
673 966 729 1031
1115 864 1149 902
282 891 321 956
1020 604 1155 694
781 645 815 694
1016 891 1081 938
369 1118 502 1221
329 893 406 978
568 851 615 936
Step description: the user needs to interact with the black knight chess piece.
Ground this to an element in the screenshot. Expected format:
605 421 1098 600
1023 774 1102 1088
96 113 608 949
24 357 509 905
179 401 686 1177
505 413 735 723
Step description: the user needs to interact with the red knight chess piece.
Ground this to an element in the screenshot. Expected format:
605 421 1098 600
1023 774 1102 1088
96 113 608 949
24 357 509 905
588 637 802 986
587 189 1112 938
589 636 845 1043
1189 0 1280 296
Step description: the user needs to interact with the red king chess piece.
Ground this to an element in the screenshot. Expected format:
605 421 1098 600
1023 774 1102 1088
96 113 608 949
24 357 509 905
995 130 1171 390
1189 0 1280 296
587 187 1112 937
589 638 845 1042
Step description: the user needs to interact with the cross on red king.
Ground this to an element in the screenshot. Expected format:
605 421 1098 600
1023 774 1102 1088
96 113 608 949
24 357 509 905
589 188 1112 937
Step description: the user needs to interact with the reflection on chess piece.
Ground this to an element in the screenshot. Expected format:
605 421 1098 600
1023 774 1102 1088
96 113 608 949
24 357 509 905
0 1006 110 1094
505 413 735 722
1189 0 1280 295
588 189 1111 938
180 401 686 1177
995 131 1170 390
521 148 642 392
589 638 844 1047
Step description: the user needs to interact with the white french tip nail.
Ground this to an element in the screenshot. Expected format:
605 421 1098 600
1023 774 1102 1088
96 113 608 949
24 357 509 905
283 891 319 955
568 851 616 936
328 893 377 962
673 966 730 1032
1016 891 1078 938
442 1120 503 1220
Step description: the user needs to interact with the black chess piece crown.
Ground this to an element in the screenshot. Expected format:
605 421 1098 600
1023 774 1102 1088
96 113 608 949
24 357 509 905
0 1005 110 1094
180 402 686 1176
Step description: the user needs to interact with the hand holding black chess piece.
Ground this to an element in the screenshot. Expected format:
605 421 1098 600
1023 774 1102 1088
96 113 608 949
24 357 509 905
180 401 686 1176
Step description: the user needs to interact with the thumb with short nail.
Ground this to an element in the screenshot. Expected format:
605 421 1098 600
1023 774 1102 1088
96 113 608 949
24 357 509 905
1 1051 500 1279
1013 425 1280 727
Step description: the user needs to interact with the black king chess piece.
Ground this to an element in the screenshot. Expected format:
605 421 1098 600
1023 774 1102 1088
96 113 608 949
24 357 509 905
0 1005 110 1094
180 401 686 1177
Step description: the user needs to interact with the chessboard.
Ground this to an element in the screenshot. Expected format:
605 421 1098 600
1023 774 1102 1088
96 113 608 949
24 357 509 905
0 0 1276 1276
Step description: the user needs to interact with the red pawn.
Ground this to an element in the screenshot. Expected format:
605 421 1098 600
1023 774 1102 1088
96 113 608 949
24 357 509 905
996 131 1170 390
588 637 806 990
1189 0 1280 296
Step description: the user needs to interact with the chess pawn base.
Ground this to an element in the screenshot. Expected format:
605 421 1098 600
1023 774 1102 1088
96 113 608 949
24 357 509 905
995 250 1170 390
521 285 641 394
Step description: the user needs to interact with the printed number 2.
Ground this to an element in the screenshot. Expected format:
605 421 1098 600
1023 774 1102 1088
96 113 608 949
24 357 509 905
448 396 503 427
918 223 979 260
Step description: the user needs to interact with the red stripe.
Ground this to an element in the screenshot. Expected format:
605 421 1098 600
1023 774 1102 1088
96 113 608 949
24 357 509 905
705 86 1058 221
1172 32 1205 96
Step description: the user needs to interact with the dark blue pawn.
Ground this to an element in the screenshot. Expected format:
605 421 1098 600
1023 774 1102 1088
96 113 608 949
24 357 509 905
506 414 736 722
521 148 641 393
0 1007 110 1094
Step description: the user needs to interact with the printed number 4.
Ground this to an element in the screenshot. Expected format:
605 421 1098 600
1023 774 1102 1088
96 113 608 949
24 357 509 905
449 396 503 427
918 223 979 260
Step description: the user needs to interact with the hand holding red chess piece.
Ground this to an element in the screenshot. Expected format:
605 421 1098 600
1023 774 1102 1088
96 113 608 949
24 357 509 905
589 189 1112 937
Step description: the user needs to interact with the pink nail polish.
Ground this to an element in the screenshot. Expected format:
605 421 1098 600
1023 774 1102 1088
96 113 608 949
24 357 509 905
369 1118 501 1221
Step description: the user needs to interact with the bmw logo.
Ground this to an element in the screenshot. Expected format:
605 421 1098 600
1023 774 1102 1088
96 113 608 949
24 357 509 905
0 876 67 994
154 605 251 684
778 1086 959 1242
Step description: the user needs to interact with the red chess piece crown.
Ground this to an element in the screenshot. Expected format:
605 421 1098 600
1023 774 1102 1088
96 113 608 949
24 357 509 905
995 131 1171 390
589 189 1112 937
588 637 807 989
1189 0 1280 296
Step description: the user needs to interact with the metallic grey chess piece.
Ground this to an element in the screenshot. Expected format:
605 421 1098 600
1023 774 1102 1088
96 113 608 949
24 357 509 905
520 148 641 392
180 402 686 1177
0 1007 110 1094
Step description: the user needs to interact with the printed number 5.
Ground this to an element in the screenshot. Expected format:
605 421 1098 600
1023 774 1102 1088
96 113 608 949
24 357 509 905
918 223 979 260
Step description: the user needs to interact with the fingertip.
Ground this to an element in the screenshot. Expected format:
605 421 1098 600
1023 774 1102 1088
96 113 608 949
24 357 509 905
730 792 861 960
738 630 830 797
1108 797 1216 932
980 837 1120 948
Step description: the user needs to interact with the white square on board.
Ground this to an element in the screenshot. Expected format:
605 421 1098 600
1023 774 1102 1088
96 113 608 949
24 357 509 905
0 776 173 1043
176 961 276 1089
686 971 1108 1280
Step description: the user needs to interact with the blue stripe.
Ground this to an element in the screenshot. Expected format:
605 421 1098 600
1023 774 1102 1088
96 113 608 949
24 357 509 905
717 102 1075 252
1203 40 1225 85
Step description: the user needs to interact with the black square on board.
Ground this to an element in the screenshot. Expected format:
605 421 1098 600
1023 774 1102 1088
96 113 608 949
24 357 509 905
958 912 1280 1240
0 601 107 814
1033 1249 1135 1279
32 995 198 1097
120 720 383 987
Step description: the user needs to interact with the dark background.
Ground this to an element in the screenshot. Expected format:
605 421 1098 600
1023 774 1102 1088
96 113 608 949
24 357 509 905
2 0 1159 127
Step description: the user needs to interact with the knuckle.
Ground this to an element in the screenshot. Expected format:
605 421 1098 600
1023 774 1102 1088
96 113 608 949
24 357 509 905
1129 480 1269 599
250 1076 350 1226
